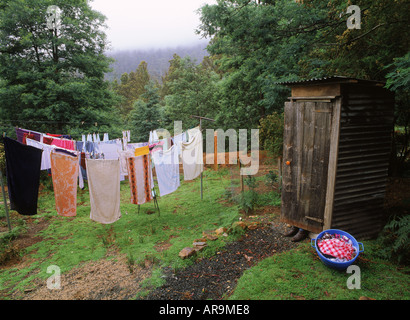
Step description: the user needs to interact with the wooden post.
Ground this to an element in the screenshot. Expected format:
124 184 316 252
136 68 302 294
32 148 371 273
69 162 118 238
214 131 218 171
0 169 12 232
278 156 282 190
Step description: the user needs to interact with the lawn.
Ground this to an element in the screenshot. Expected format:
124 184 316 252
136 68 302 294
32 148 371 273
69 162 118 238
0 164 409 300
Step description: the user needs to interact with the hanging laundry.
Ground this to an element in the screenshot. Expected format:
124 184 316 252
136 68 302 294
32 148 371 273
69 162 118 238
118 150 135 176
127 154 154 205
152 145 180 197
3 137 42 216
50 150 79 217
172 132 187 156
76 141 84 153
187 126 200 141
26 138 57 170
181 130 203 181
15 128 42 144
86 159 121 224
97 141 123 160
43 136 54 145
50 137 75 151
134 145 150 157
149 130 159 144
128 142 149 151
149 140 164 154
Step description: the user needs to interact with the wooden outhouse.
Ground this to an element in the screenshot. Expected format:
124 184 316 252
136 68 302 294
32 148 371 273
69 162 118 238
280 76 394 240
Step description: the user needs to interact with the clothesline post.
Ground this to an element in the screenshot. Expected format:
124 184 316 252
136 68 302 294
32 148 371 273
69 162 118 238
190 115 215 200
0 169 12 232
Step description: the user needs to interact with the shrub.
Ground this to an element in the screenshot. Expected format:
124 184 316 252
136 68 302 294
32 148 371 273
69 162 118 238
258 112 284 157
378 214 410 265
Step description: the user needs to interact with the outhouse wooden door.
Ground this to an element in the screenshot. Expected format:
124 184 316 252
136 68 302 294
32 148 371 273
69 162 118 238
281 98 340 233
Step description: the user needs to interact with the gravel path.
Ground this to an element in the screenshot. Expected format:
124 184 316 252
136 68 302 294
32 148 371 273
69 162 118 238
144 219 298 300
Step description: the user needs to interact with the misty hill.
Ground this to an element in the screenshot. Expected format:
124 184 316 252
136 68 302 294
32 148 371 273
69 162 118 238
105 41 210 82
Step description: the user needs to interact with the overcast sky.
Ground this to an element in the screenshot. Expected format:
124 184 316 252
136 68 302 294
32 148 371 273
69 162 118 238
89 0 217 51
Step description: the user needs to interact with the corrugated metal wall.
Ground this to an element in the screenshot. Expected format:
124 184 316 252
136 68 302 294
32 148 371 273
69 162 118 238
331 84 395 239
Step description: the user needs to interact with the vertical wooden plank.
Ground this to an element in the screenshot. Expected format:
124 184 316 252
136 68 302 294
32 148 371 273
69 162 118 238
307 102 332 229
298 101 315 222
281 101 295 222
323 98 342 230
214 131 218 171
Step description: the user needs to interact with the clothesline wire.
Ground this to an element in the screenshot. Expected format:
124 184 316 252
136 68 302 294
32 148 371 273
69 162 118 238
0 119 111 126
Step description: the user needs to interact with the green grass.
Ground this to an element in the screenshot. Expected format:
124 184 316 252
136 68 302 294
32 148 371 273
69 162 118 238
0 168 240 298
1 167 409 300
228 243 410 300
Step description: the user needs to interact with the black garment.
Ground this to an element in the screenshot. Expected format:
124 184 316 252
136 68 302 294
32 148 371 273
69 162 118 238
3 137 43 215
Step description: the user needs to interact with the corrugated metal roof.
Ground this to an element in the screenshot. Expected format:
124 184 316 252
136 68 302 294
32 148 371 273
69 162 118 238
276 75 385 86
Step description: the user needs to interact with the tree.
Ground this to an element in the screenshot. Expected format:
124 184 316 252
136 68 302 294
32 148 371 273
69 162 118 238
197 0 410 132
385 52 410 176
162 55 220 132
128 81 162 142
196 0 326 130
113 61 151 120
0 0 119 136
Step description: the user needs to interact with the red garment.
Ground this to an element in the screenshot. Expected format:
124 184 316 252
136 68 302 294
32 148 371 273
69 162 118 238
46 133 63 137
43 137 53 145
318 238 355 261
22 133 36 145
51 138 75 151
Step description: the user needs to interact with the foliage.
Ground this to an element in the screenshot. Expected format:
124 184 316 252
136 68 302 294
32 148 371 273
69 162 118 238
377 214 410 265
162 55 221 132
385 53 410 176
128 81 162 142
234 175 259 214
265 170 278 188
112 61 151 120
258 112 284 157
0 0 120 137
302 0 410 81
0 142 5 174
196 0 328 130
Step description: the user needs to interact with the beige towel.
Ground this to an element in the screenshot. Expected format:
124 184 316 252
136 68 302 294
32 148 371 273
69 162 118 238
181 130 203 180
86 159 121 224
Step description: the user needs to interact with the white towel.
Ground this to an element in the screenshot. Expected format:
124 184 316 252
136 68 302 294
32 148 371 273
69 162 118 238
86 159 121 224
181 131 203 180
152 145 180 196
26 138 57 170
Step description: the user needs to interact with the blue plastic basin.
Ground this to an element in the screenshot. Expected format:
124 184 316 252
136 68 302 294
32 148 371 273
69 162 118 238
311 229 364 271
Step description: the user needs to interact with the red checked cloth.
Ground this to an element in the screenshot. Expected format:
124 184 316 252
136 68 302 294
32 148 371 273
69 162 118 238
318 238 355 260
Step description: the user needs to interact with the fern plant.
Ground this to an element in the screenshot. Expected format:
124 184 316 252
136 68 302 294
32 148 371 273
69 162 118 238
379 214 410 265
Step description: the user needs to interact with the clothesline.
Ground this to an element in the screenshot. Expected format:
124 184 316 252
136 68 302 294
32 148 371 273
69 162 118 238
2 125 204 227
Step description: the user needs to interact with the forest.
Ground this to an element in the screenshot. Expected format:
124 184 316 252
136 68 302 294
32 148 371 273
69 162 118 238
0 0 409 174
